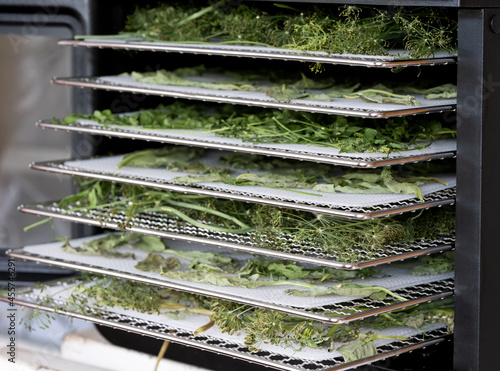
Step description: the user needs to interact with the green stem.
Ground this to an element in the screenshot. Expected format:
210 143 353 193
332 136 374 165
24 218 52 232
164 199 252 230
146 206 252 234
177 5 214 27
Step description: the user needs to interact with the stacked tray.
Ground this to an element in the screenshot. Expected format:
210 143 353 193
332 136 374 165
29 154 456 219
59 38 457 68
53 74 456 118
1 278 451 371
6 234 454 323
37 119 456 168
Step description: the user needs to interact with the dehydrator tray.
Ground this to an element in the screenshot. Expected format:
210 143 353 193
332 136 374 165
59 38 457 68
37 119 457 168
19 202 455 270
30 154 456 219
1 279 451 371
7 234 454 323
52 75 456 118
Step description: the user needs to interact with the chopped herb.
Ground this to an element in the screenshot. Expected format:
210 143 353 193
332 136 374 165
54 102 456 155
27 275 454 355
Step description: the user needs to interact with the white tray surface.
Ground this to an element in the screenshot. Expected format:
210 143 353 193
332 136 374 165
24 234 454 310
97 75 456 113
63 153 456 208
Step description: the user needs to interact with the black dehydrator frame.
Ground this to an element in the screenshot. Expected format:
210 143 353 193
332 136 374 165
1 1 500 370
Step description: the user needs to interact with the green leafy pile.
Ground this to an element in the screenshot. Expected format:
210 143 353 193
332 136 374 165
61 233 165 258
44 275 454 361
114 146 449 200
133 251 407 300
61 233 453 300
119 2 457 59
42 180 455 262
55 102 456 154
122 66 456 106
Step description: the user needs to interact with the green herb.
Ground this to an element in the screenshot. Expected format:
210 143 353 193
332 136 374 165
135 253 181 273
236 257 376 282
29 275 453 356
117 147 213 173
125 67 455 106
28 179 455 262
118 3 457 59
61 233 166 258
173 161 447 200
163 249 239 273
336 332 408 362
132 250 403 300
411 251 454 275
54 101 456 155
286 283 407 301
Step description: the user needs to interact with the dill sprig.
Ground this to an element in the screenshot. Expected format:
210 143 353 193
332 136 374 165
121 2 457 59
30 180 455 261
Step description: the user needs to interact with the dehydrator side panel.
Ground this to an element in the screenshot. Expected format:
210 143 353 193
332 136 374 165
455 8 500 371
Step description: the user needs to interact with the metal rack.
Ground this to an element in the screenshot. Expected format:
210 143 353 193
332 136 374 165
10 1 500 370
59 38 458 68
37 120 457 168
0 279 451 371
6 2 460 364
28 158 457 219
52 76 457 118
6 235 454 323
18 202 456 269
0 1 497 370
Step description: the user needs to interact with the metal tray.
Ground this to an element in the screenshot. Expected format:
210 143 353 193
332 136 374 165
19 201 455 270
52 76 456 118
59 38 457 68
29 156 456 220
37 120 457 168
1 280 451 371
6 234 454 323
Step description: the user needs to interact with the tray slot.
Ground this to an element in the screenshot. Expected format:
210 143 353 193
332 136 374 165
37 120 457 168
58 39 457 69
52 76 456 119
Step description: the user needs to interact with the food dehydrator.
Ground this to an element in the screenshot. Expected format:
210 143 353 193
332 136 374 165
1 1 499 370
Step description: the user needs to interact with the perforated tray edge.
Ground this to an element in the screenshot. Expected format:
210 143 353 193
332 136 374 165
0 295 447 371
6 248 454 324
58 39 457 69
18 201 455 270
29 160 456 220
51 76 456 119
36 120 457 168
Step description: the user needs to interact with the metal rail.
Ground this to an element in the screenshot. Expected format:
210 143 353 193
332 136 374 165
58 39 457 68
37 120 457 168
52 76 457 119
7 247 454 324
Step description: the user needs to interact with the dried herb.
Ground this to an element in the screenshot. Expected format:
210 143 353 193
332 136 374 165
286 283 407 301
27 179 455 261
411 251 454 276
117 2 457 59
135 253 181 273
55 102 456 155
29 275 453 359
172 160 447 200
125 67 455 106
61 233 166 258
